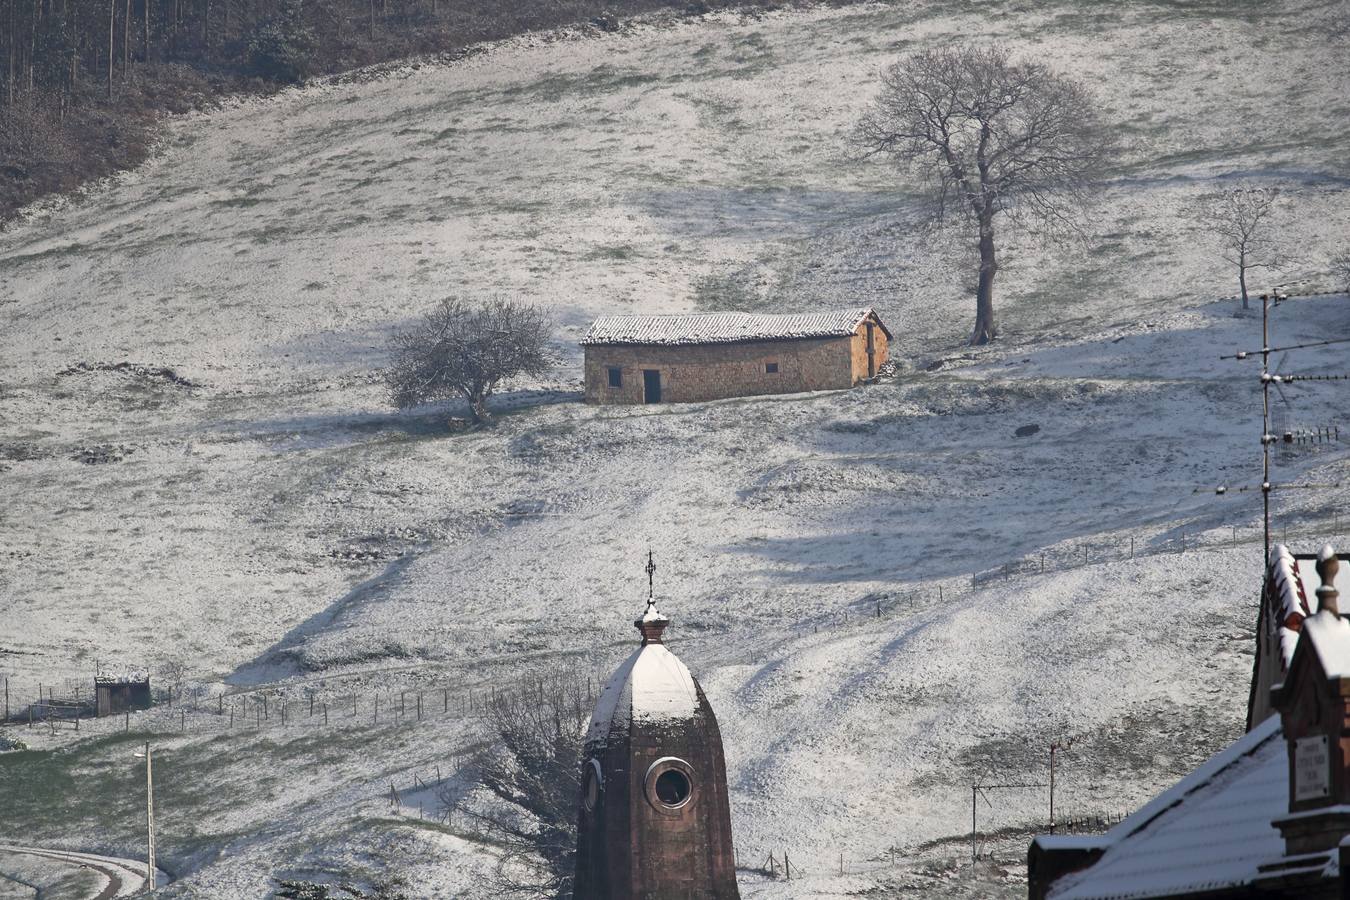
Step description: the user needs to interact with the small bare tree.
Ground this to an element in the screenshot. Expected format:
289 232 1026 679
386 299 553 424
1332 252 1350 296
440 673 592 899
855 45 1110 345
1197 186 1285 310
159 659 188 703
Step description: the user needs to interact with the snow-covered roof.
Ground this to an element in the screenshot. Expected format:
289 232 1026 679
579 308 887 346
586 643 702 749
1046 716 1293 900
1266 544 1340 676
1301 610 1350 679
1268 544 1318 673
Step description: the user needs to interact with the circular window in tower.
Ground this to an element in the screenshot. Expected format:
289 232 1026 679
582 759 603 812
643 757 697 814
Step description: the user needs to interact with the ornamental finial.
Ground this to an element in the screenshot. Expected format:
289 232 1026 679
1317 545 1340 616
636 549 669 644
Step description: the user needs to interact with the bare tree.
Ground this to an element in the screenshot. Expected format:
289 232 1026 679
386 298 553 424
159 659 187 703
855 45 1110 345
1332 251 1350 296
1196 186 1285 310
439 673 591 899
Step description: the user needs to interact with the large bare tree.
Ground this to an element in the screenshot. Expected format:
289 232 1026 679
386 298 553 424
855 45 1109 345
439 673 590 898
1196 186 1285 310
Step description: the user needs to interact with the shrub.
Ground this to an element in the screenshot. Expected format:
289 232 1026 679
248 0 317 83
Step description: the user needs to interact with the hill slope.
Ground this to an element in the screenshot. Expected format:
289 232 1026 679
1 1 1349 897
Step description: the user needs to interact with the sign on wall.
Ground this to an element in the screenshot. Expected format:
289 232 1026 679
1295 734 1331 802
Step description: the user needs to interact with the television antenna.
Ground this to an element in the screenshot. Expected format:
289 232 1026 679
1211 292 1350 558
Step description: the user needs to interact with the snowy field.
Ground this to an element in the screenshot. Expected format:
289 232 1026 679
2 0 1349 896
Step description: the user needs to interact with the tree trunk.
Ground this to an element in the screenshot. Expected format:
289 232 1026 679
107 0 113 98
970 216 998 345
144 0 149 63
124 0 130 77
1238 252 1249 310
468 393 491 424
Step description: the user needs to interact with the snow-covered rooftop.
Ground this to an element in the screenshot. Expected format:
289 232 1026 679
1268 544 1318 673
586 642 702 749
1046 716 1293 900
579 308 885 346
1302 610 1350 680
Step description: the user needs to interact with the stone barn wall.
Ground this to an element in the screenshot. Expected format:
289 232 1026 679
584 335 856 405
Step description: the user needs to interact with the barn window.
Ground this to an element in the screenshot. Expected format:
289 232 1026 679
765 362 779 374
607 367 622 388
644 757 696 813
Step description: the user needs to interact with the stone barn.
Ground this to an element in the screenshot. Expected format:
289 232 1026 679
94 674 151 717
580 308 891 405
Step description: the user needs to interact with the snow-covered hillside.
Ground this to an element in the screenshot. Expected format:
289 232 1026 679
1 1 1348 897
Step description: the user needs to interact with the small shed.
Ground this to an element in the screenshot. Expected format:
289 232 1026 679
95 675 152 717
580 308 891 405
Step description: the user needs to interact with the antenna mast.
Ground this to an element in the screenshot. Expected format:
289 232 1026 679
1261 294 1272 559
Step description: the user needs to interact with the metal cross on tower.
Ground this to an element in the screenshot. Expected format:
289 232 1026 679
645 549 657 606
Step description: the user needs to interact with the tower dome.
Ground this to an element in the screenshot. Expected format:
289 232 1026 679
574 591 740 899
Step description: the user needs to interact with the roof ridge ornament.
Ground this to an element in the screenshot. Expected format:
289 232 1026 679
1316 545 1340 616
636 549 670 644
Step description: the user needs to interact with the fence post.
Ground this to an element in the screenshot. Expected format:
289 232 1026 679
418 693 423 720
443 688 449 713
1130 536 1134 559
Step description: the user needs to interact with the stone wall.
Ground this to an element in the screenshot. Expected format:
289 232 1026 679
583 335 857 405
849 319 890 381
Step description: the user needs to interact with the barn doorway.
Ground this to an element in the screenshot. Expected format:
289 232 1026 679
643 370 662 404
865 322 877 377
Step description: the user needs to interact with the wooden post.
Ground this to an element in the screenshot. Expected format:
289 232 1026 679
443 688 448 713
180 710 184 732
417 693 422 720
375 695 379 724
324 703 328 726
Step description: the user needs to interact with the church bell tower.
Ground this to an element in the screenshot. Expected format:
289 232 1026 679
573 556 740 899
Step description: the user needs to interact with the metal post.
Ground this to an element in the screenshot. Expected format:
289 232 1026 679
971 784 977 866
1049 747 1057 834
142 742 156 893
1262 294 1272 559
